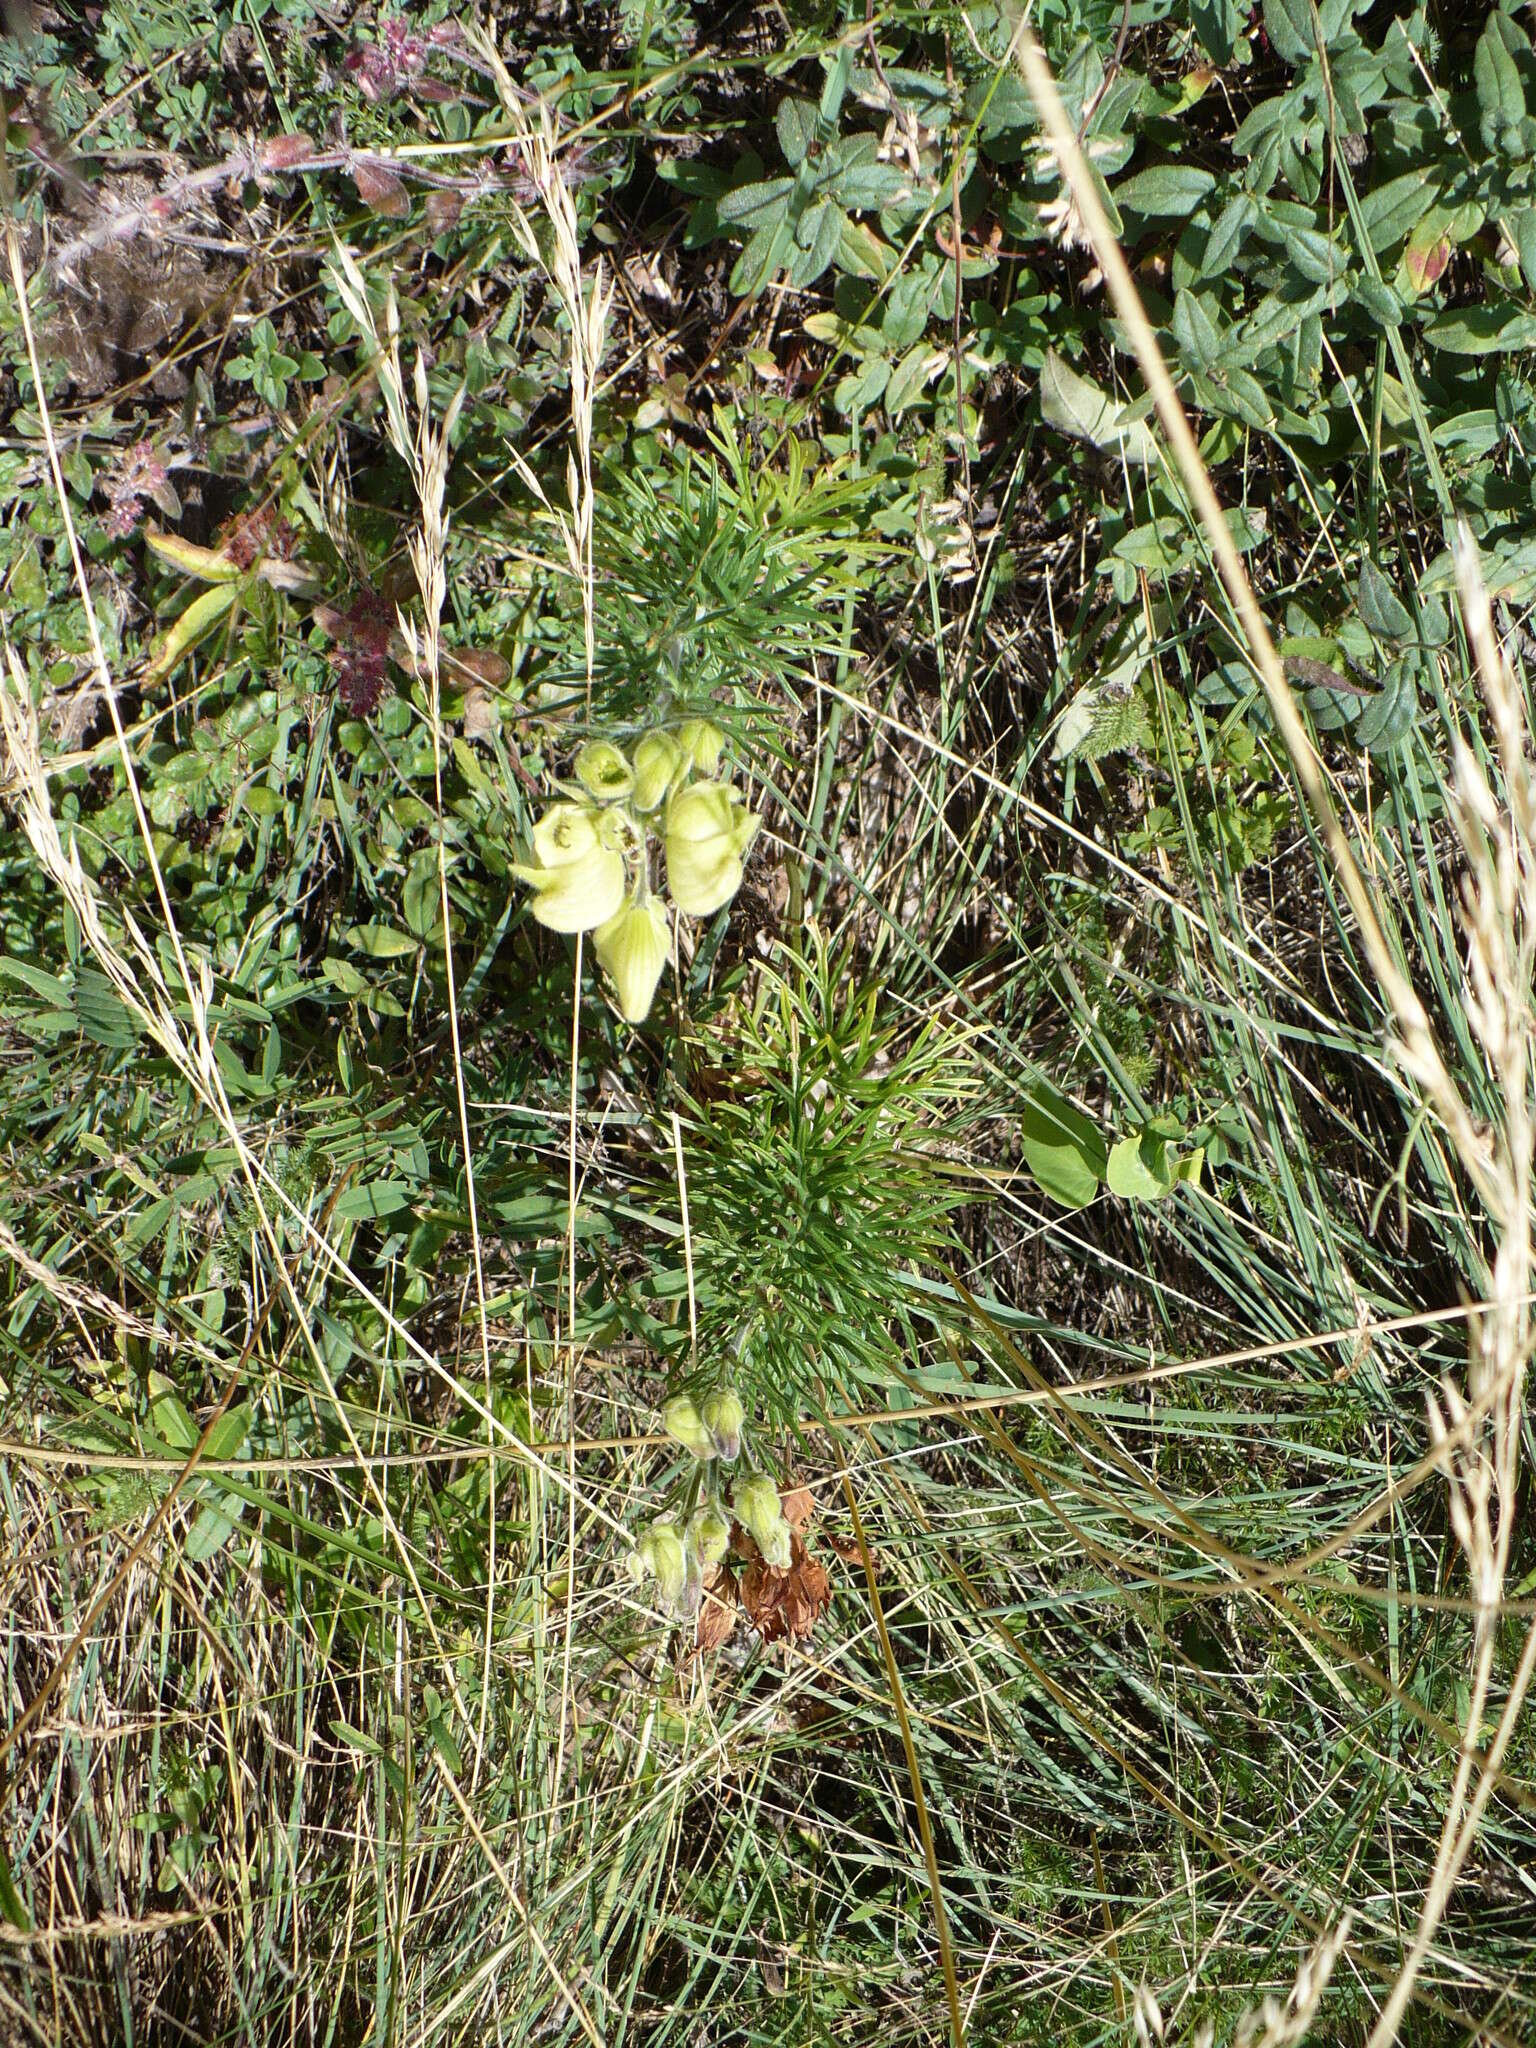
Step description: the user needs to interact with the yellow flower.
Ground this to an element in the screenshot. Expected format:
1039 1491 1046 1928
631 731 685 812
636 1518 688 1607
573 740 634 802
665 781 760 918
732 1474 790 1568
513 802 625 933
701 1387 745 1461
661 1392 715 1460
594 894 670 1022
691 1502 731 1567
678 717 725 774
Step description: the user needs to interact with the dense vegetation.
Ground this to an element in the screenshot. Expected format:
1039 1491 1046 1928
2 1 1535 2042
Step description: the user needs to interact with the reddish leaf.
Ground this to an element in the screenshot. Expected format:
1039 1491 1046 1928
445 645 510 688
260 132 316 170
352 161 410 220
424 189 463 234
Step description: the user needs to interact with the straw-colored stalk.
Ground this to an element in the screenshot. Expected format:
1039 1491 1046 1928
462 33 611 708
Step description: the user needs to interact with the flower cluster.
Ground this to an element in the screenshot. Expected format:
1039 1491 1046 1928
513 721 760 1024
626 1386 794 1616
344 15 463 104
102 439 178 539
328 589 395 717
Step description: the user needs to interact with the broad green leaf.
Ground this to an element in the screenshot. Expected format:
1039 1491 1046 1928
1354 656 1419 753
801 311 852 345
145 580 241 682
1111 165 1215 218
144 528 242 582
837 216 893 281
203 1404 251 1464
1114 517 1187 571
1191 0 1243 64
185 1498 245 1561
1357 559 1414 643
148 1378 198 1453
0 956 71 1004
1263 0 1349 65
1285 227 1344 284
1516 211 1536 296
730 218 792 295
425 1705 461 1776
1019 1086 1107 1210
1421 536 1536 601
1476 12 1527 155
158 750 211 789
1202 194 1255 277
717 177 794 229
1359 167 1441 252
1426 306 1536 355
1215 364 1276 428
403 849 443 941
790 198 843 287
1352 275 1403 328
884 343 941 416
345 922 418 958
833 354 890 414
1172 289 1223 372
332 1181 414 1220
1039 350 1157 467
331 1719 385 1759
1107 1132 1174 1202
833 158 912 213
775 97 816 168
74 968 141 1048
322 956 371 997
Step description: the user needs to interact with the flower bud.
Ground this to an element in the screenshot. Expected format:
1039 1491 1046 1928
678 718 725 774
512 802 625 933
636 1517 688 1607
631 731 685 812
662 1393 716 1460
701 1387 745 1461
692 1502 731 1567
733 1474 791 1568
593 894 669 1023
573 740 634 803
664 781 760 918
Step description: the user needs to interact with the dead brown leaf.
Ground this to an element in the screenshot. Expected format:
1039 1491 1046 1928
444 646 511 690
694 1563 738 1653
779 1484 815 1533
826 1530 879 1570
460 684 498 740
740 1533 831 1646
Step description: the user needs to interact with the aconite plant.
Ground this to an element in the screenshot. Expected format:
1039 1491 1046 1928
624 1389 797 1617
513 718 760 1022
